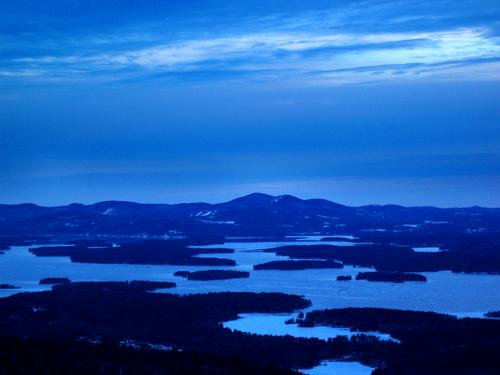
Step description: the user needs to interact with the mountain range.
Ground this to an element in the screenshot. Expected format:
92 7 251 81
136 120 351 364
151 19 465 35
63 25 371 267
0 193 499 238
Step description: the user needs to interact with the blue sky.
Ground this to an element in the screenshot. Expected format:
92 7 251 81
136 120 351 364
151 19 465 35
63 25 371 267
1 0 499 206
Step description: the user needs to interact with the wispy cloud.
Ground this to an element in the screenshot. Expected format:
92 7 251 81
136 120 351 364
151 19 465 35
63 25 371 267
2 0 500 86
5 27 499 85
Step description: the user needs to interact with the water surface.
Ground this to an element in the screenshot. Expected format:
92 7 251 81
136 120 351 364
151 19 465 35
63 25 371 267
2 240 500 374
2 242 500 317
301 360 374 375
223 313 396 341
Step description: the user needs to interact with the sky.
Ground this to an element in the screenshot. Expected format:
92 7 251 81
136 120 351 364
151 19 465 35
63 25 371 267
0 0 499 207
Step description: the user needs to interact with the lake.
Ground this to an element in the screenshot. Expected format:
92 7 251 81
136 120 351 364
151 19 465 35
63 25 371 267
223 313 396 342
2 240 500 315
301 360 374 375
1 238 500 373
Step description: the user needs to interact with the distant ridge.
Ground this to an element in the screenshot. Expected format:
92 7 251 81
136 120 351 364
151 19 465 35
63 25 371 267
3 192 499 210
0 193 499 237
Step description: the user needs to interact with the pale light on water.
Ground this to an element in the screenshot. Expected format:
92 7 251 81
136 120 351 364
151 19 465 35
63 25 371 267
223 313 396 341
300 360 374 375
413 247 442 252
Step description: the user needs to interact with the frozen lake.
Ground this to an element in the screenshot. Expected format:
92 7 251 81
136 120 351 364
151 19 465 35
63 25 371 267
1 240 500 316
301 360 374 375
223 313 396 341
413 246 442 253
1 238 500 373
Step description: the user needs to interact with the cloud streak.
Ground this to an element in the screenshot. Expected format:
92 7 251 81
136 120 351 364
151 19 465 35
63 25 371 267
4 26 500 85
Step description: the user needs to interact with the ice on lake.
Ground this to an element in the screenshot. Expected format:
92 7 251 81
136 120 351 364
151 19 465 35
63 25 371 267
223 313 396 342
1 241 500 318
413 247 442 253
301 360 374 375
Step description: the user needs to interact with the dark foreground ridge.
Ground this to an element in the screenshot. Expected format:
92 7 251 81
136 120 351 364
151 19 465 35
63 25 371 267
355 272 427 283
0 335 297 375
1 281 499 374
3 281 370 370
254 260 343 271
297 307 500 374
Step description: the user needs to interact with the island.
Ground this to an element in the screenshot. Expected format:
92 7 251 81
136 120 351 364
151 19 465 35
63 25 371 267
39 277 71 285
485 311 500 318
0 284 19 289
0 236 51 252
253 260 342 270
175 270 250 281
355 272 427 283
336 275 352 281
29 240 237 267
263 243 500 274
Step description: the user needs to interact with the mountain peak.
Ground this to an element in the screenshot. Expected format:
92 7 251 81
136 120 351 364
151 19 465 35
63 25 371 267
271 194 303 204
227 193 275 205
222 193 308 208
